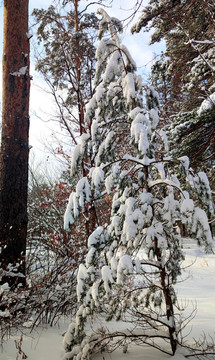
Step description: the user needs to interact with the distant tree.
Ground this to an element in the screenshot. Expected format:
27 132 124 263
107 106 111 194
33 0 101 239
62 9 214 360
0 0 30 287
27 168 86 263
132 0 215 187
166 99 215 191
132 0 214 112
33 0 98 143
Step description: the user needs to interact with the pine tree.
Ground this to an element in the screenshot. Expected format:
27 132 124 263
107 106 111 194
132 0 215 188
0 0 30 287
33 0 103 240
132 0 214 112
166 100 215 190
33 0 98 141
62 9 214 360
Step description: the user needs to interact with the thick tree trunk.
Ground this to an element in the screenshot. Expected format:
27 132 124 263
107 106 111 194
0 0 30 287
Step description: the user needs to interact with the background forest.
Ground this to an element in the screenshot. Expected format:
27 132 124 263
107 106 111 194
0 0 214 359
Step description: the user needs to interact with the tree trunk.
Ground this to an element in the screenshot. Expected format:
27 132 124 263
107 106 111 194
154 237 178 355
0 0 30 287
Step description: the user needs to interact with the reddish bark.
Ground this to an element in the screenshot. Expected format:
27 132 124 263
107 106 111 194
0 0 30 287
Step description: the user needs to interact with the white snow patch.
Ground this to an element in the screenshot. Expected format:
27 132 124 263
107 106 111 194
198 92 215 115
10 66 27 76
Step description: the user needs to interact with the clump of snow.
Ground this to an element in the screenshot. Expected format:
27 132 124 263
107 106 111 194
76 177 91 208
131 111 151 155
103 51 121 83
80 133 90 156
150 108 159 129
0 282 10 295
90 167 104 196
122 73 136 105
153 163 166 179
85 96 97 124
181 198 195 216
10 66 28 77
197 92 215 115
64 193 75 230
0 309 11 318
91 281 100 306
22 317 34 328
105 130 115 150
116 255 133 284
105 163 120 194
88 226 104 247
91 120 98 142
26 32 33 39
95 85 106 104
77 264 89 302
101 265 114 295
64 177 91 230
179 156 190 170
70 144 81 175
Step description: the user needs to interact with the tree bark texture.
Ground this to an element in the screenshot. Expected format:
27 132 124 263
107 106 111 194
0 0 30 287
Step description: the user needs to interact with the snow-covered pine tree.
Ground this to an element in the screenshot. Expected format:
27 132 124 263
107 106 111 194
166 95 215 193
63 8 134 235
132 0 215 179
132 0 215 113
63 9 214 360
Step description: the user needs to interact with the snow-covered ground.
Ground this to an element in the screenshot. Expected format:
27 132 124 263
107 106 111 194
1 240 215 360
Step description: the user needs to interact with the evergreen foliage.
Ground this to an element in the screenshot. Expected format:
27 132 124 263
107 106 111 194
166 104 215 189
63 9 214 360
33 1 98 139
132 0 215 183
132 0 214 111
